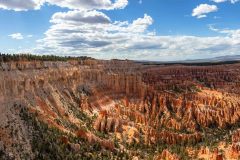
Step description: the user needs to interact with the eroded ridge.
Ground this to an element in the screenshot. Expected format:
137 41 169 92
0 59 240 159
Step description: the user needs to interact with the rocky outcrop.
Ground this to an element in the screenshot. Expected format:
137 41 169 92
76 129 115 151
1 60 240 159
195 143 240 160
93 110 122 133
142 65 240 94
154 149 180 160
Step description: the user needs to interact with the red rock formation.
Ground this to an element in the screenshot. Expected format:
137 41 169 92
1 60 240 158
94 110 122 133
154 149 180 160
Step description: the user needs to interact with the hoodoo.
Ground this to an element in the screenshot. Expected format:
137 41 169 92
0 57 240 159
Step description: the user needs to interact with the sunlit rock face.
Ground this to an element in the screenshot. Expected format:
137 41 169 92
0 59 240 159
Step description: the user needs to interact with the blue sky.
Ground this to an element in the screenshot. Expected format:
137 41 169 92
0 0 240 61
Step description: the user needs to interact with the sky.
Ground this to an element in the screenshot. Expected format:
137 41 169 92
0 0 240 61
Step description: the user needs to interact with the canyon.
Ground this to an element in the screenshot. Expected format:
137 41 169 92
0 58 240 159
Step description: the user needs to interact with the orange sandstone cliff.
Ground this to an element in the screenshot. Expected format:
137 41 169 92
0 59 240 159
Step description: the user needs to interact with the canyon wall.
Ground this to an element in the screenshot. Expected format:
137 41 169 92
0 60 240 159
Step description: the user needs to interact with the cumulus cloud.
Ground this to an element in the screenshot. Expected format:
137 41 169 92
192 4 218 18
35 12 156 57
50 10 111 24
34 9 240 60
46 0 128 10
0 0 43 11
8 33 24 40
128 14 153 33
2 0 240 60
210 26 240 43
0 0 128 11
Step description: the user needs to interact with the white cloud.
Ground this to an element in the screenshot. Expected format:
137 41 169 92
211 0 227 3
209 25 240 38
47 0 128 10
208 26 240 47
112 0 128 9
211 0 239 3
46 0 128 10
192 4 218 18
213 28 240 41
129 14 153 33
50 10 111 24
34 10 240 60
1 0 240 60
8 33 24 40
0 0 44 11
35 12 156 58
0 0 128 11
